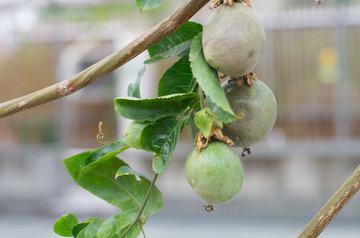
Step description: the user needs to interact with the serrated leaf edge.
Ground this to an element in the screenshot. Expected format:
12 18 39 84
152 118 183 173
189 33 235 117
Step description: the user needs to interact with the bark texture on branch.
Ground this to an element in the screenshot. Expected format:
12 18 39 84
0 0 210 118
299 164 360 238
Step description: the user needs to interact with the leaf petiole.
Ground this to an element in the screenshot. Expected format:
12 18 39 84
179 99 200 122
191 82 199 93
199 86 206 109
140 225 147 238
120 173 159 238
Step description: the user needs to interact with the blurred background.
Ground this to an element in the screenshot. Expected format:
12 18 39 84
1 0 360 237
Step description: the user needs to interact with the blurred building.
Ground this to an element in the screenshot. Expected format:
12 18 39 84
0 0 360 237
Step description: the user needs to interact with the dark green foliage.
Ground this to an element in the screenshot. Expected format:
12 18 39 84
56 18 255 238
146 22 203 64
114 93 199 122
55 145 162 237
158 56 195 97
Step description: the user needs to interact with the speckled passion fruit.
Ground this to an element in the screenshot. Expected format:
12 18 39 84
222 79 277 147
202 3 266 77
185 142 243 206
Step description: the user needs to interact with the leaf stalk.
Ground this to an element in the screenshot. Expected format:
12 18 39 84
199 87 206 109
120 173 159 238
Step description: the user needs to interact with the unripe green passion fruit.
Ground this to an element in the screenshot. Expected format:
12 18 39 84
202 3 265 77
124 121 148 149
222 78 277 147
185 142 243 206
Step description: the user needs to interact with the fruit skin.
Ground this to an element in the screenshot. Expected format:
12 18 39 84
124 121 148 149
222 79 277 147
202 3 266 77
185 142 243 206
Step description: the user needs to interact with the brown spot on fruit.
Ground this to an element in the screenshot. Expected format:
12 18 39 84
248 50 254 58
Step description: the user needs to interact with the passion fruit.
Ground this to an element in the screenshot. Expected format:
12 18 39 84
124 121 148 149
202 3 266 77
222 78 277 147
185 142 243 206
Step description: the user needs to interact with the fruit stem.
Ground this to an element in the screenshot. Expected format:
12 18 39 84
120 173 159 238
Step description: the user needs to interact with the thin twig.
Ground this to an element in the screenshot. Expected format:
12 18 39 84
0 0 210 118
299 164 360 238
120 173 159 238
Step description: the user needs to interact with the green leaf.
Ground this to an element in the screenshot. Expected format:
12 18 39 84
63 148 162 219
189 33 236 122
139 117 183 173
125 121 150 149
115 166 160 222
75 229 86 238
72 222 90 238
158 56 195 97
61 146 162 238
83 218 104 238
53 213 78 237
95 208 140 238
116 166 148 180
94 166 161 237
140 117 181 153
146 22 203 64
207 96 237 124
86 142 124 165
134 0 163 12
194 108 213 139
128 66 145 99
114 93 199 122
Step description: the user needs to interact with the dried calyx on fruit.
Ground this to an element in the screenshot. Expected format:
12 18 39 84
209 0 252 9
202 2 265 77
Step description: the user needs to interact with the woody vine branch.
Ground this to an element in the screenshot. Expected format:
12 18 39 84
0 0 210 118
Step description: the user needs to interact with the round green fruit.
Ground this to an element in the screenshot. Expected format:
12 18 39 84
222 79 277 147
185 142 243 206
202 3 266 77
124 121 148 149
